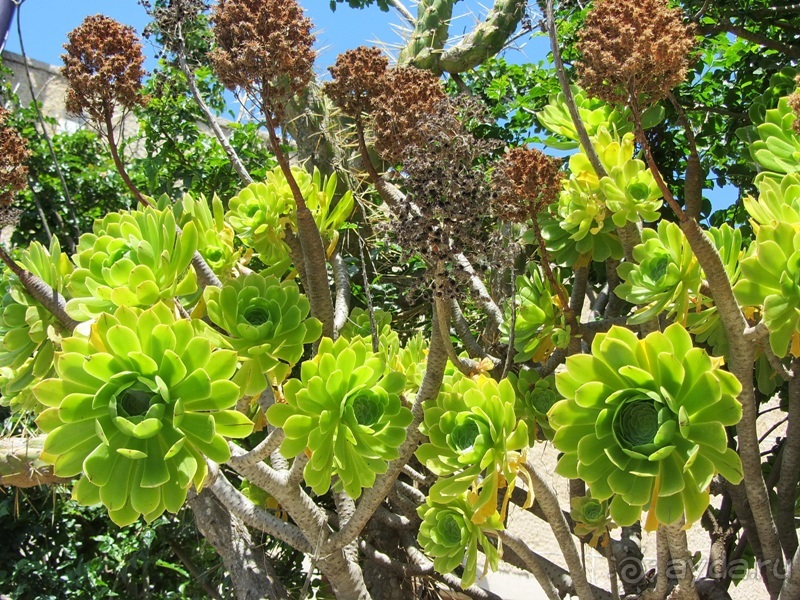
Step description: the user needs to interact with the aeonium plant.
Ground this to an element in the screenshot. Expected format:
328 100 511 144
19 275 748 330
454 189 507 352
416 373 530 524
204 272 322 394
266 335 411 499
417 494 503 589
33 302 252 526
549 324 744 528
66 204 199 321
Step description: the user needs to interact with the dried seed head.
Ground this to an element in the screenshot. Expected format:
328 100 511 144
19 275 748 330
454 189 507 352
493 147 563 223
577 0 696 106
0 107 31 208
62 15 148 122
385 97 500 299
371 66 446 163
210 0 315 121
324 46 389 119
142 0 209 56
789 75 800 135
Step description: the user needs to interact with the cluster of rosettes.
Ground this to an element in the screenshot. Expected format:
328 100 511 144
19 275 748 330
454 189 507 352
492 147 563 223
0 107 30 208
66 205 198 321
226 166 353 267
210 0 315 120
266 336 411 499
324 46 389 119
34 303 252 526
62 15 147 121
577 0 696 106
549 324 743 529
204 272 321 395
0 240 72 412
415 373 529 587
417 374 529 525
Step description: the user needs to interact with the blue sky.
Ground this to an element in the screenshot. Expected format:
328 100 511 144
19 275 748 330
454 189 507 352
3 0 544 75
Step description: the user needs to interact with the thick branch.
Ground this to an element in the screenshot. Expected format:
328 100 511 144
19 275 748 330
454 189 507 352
523 459 595 600
190 487 290 600
332 249 351 338
439 0 528 74
0 248 79 331
497 531 562 600
776 359 800 559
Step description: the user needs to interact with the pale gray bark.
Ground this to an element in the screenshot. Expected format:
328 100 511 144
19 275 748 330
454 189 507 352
190 488 289 600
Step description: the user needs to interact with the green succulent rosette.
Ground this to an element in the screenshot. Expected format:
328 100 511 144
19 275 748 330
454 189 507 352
226 166 354 265
592 127 661 227
204 273 322 394
616 221 702 325
504 262 570 363
174 193 240 280
539 180 623 267
0 239 73 412
66 205 198 321
33 302 252 526
417 494 503 589
744 96 800 175
537 86 663 150
507 367 559 443
586 128 662 227
549 324 743 529
417 374 529 524
744 172 800 226
266 336 411 499
570 493 614 546
734 222 800 357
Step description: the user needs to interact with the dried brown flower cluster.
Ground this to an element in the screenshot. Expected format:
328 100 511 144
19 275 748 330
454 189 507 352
0 107 31 208
492 147 563 223
371 66 446 163
210 0 315 121
389 98 499 298
789 75 800 135
62 15 147 122
577 0 696 106
324 46 389 120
